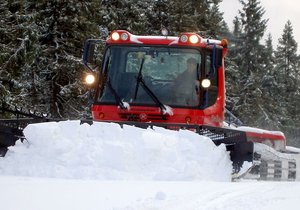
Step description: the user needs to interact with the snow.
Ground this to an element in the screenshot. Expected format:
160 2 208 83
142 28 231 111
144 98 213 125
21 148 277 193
1 176 300 210
120 100 130 110
1 120 300 210
0 121 231 181
162 104 174 115
236 126 284 136
287 146 300 153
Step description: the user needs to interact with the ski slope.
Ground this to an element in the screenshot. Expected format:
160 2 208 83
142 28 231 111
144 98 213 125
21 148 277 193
1 120 300 210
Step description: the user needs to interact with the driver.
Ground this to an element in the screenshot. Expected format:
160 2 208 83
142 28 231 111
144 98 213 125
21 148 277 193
173 58 200 105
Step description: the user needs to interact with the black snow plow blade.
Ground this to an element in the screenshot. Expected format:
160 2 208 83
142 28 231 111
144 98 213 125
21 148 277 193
0 118 51 156
0 121 24 156
0 106 55 156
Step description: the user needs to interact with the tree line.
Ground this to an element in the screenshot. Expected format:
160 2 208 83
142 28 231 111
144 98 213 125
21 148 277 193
0 0 299 145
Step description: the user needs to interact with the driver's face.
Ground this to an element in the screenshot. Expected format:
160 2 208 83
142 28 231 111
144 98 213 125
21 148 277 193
187 61 197 72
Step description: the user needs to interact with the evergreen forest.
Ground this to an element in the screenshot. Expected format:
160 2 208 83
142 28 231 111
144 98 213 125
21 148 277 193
1 0 300 146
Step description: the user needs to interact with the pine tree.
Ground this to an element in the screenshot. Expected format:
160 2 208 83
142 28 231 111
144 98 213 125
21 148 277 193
229 0 268 126
0 1 16 104
147 0 227 37
274 20 300 145
146 0 171 34
31 1 102 117
0 0 37 110
238 0 268 76
1 1 102 117
262 34 275 75
275 20 298 87
224 16 244 115
166 0 196 33
205 0 226 38
100 0 150 35
255 34 284 130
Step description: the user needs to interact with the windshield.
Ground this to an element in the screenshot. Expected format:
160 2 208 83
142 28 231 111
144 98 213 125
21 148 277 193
98 46 204 107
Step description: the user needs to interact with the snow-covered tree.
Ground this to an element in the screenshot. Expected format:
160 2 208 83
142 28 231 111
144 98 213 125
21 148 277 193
274 20 300 145
29 0 102 117
100 0 150 35
238 0 268 76
224 16 244 115
166 0 224 37
227 0 269 126
0 0 38 110
1 1 102 117
275 20 298 86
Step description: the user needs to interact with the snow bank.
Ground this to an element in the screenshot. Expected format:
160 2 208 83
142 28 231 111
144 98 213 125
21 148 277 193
0 121 232 181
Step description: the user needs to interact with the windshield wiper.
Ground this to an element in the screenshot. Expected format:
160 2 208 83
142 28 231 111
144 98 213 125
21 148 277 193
102 52 127 110
133 58 167 113
133 58 145 100
106 78 127 109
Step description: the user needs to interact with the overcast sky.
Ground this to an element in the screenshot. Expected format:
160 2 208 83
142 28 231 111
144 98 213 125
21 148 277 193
219 0 300 53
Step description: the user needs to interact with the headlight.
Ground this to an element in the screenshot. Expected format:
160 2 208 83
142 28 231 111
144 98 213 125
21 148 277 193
120 32 129 41
180 35 188 43
201 79 211 88
111 32 120 41
85 74 95 85
189 35 199 44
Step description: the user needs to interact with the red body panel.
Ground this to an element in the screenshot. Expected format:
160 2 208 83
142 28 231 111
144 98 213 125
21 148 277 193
92 101 224 127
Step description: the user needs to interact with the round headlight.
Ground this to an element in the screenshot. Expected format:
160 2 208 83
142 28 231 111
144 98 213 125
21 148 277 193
111 32 120 41
85 74 95 85
121 32 129 40
189 35 199 44
180 35 188 43
201 79 211 88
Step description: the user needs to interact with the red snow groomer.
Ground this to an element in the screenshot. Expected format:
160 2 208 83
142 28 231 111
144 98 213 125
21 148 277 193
1 30 299 181
82 30 300 180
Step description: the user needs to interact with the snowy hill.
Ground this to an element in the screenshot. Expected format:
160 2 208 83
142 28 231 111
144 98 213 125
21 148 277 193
1 121 300 210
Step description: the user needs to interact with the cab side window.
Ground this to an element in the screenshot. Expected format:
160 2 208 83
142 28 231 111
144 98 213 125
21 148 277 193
204 51 218 107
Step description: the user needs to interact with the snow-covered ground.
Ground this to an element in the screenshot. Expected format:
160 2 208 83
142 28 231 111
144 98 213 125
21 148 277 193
1 121 300 210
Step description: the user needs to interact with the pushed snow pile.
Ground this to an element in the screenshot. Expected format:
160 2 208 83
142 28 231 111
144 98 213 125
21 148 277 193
0 121 232 181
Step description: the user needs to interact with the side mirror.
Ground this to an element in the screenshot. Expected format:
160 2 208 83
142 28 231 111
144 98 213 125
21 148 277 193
215 48 223 68
83 40 96 66
208 46 223 77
